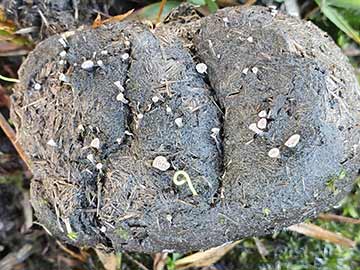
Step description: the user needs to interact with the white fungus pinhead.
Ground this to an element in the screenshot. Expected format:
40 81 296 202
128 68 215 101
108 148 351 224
59 50 67 58
121 53 129 60
247 36 254 43
284 134 301 148
81 60 94 70
59 73 69 82
175 117 183 128
257 118 267 130
242 67 249 75
47 139 57 147
249 123 263 135
96 163 103 170
34 83 42 90
258 110 267 118
116 92 128 104
268 148 280 158
100 50 108 55
166 106 172 113
87 154 95 163
90 138 100 149
97 60 104 67
252 67 259 74
152 156 171 171
196 63 207 74
152 96 160 103
114 81 125 92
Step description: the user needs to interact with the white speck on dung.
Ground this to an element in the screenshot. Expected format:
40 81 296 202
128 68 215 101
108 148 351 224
121 53 129 60
257 118 267 130
247 36 254 43
249 123 263 135
114 81 125 91
152 156 171 171
137 113 144 120
166 106 172 113
96 163 103 170
125 131 134 136
34 83 42 90
59 50 66 58
77 124 85 132
90 138 100 149
252 67 259 74
97 60 104 67
242 68 249 75
196 63 207 74
100 50 108 55
258 110 267 118
81 60 94 70
47 139 57 147
87 154 95 163
116 93 128 104
223 17 229 23
284 134 301 148
152 96 160 103
175 117 183 128
268 148 280 158
59 73 68 82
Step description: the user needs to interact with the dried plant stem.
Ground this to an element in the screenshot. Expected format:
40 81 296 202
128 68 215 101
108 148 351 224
0 112 32 171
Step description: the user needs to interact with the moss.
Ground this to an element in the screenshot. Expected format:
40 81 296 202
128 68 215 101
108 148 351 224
115 227 129 240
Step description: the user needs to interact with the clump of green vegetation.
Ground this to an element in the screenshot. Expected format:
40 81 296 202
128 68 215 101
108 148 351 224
115 227 130 240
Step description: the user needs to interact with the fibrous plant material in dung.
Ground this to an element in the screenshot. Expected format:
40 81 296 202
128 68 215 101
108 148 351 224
11 6 360 253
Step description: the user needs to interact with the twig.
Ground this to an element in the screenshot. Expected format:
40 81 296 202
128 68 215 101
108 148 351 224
156 0 167 24
56 241 88 263
123 253 150 270
0 112 32 171
319 213 360 224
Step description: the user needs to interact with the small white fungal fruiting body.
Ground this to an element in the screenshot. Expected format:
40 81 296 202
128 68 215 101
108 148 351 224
59 50 67 58
252 67 259 74
175 117 183 128
96 163 103 170
100 50 108 55
242 67 249 75
196 63 207 74
97 60 104 67
81 60 94 70
114 81 125 92
152 96 160 103
34 83 42 90
258 110 267 118
121 53 129 60
90 138 100 149
47 139 57 147
249 123 263 135
247 36 254 43
87 154 95 163
59 73 69 82
284 134 301 148
268 148 280 158
152 156 171 171
257 118 267 130
116 93 128 104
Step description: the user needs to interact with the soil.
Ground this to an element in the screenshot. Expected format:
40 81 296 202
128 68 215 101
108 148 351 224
10 5 360 253
3 0 139 40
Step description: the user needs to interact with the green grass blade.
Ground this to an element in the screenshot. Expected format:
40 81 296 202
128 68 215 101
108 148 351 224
316 0 360 44
327 0 360 10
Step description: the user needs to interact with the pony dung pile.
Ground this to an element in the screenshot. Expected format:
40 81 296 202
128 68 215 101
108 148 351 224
11 6 360 253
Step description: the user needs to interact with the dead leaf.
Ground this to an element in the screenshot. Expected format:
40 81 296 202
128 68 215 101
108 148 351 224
288 223 356 248
253 237 269 259
92 9 134 29
174 240 241 270
319 213 360 224
94 249 119 270
153 252 168 270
